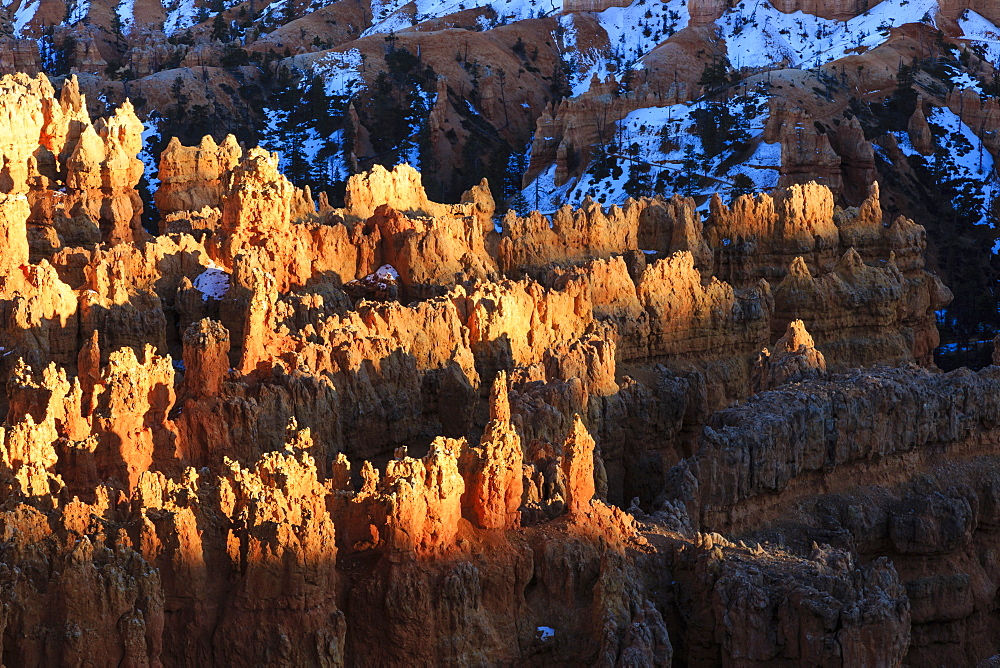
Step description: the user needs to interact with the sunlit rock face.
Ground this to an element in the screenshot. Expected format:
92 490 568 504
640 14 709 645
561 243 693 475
0 74 146 257
0 71 997 667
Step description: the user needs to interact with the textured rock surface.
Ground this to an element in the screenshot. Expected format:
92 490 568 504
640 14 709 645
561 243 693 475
754 318 827 391
662 364 1000 665
0 74 146 255
0 71 989 665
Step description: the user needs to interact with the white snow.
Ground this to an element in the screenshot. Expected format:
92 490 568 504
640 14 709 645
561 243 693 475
116 0 135 32
325 129 349 182
193 267 231 301
558 13 577 50
553 0 689 97
11 0 40 36
368 0 406 26
260 106 327 175
717 0 938 70
522 87 775 210
262 107 287 142
958 10 1000 64
260 82 352 187
943 63 983 95
557 14 602 97
362 5 415 38
256 0 283 23
595 0 689 68
520 163 566 215
410 86 437 167
311 49 366 98
895 107 1000 250
362 0 558 38
37 34 58 69
164 0 198 36
738 139 781 192
255 0 336 24
66 0 90 24
140 116 162 192
375 264 400 281
354 264 401 290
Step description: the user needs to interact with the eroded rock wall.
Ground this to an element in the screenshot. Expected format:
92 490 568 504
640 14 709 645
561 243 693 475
0 71 977 667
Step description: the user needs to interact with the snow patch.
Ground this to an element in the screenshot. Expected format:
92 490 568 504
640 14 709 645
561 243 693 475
66 0 90 24
717 0 938 69
140 116 162 192
959 10 1000 64
942 62 983 95
555 0 690 98
596 0 689 68
520 163 570 215
522 87 775 211
325 129 349 182
375 264 400 282
12 0 40 36
193 268 231 301
261 106 329 175
311 49 366 98
115 0 135 31
164 0 198 36
353 264 401 291
363 0 558 37
895 107 999 250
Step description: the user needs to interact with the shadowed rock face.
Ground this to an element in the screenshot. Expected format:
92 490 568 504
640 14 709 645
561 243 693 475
0 71 991 666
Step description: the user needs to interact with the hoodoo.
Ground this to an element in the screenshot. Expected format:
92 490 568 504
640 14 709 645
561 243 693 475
0 0 1000 662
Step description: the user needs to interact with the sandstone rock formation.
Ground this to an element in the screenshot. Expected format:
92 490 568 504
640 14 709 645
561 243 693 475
155 134 242 221
753 318 827 391
0 74 146 255
663 364 1000 665
0 70 988 665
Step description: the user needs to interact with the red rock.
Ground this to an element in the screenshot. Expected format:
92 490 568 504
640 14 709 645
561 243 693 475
461 372 523 529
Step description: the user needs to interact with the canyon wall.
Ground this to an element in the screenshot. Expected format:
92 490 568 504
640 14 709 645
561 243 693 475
0 72 985 665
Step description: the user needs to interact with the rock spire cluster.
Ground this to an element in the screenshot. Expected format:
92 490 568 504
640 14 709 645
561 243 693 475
0 73 989 665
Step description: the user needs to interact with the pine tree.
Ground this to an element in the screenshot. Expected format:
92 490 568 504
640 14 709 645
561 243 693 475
211 14 229 41
698 56 733 92
729 173 756 202
624 160 652 199
676 145 702 197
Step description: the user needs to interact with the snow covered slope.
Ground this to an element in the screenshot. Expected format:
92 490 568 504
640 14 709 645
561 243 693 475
718 0 939 69
521 88 776 212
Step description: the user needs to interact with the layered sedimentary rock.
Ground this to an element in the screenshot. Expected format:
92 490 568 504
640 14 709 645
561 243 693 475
708 182 950 366
663 364 1000 665
0 346 918 665
157 141 498 297
154 134 242 222
461 372 523 529
523 79 691 188
764 104 844 193
753 318 827 391
0 71 984 666
0 74 146 255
